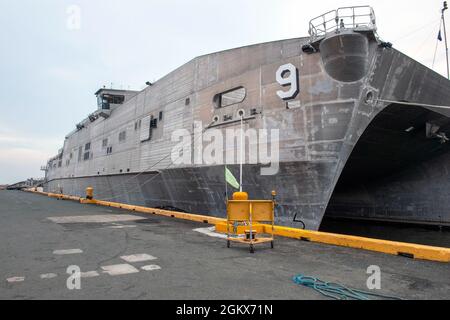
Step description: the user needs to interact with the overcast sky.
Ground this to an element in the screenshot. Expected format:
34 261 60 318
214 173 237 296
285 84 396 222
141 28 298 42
0 0 448 184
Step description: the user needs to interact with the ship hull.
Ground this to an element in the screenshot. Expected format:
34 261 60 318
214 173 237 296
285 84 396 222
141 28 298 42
44 29 450 231
45 139 450 230
45 162 336 230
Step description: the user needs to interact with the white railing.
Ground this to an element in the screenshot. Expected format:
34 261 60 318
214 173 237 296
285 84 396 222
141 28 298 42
309 6 376 42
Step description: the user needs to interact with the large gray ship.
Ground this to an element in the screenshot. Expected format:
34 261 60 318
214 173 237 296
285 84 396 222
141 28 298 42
43 6 450 231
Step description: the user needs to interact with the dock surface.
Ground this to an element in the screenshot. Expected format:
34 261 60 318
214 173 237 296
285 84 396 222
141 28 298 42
0 190 449 300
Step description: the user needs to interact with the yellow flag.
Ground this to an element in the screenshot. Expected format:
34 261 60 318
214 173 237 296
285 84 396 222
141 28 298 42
225 167 240 190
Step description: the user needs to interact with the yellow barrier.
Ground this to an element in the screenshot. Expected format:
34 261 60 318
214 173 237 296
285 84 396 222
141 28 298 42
47 193 81 202
216 222 450 262
269 225 450 263
26 189 450 263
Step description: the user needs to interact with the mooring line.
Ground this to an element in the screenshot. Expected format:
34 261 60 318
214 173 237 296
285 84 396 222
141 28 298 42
98 120 216 201
292 274 402 300
377 98 450 110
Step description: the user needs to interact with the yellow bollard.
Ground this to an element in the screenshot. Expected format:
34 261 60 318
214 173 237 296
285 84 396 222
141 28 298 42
271 190 277 202
86 187 94 200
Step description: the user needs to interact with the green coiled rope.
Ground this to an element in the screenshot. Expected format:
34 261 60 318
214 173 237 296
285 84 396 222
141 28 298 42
292 275 402 300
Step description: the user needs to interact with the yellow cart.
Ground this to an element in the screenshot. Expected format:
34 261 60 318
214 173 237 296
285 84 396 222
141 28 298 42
226 192 276 253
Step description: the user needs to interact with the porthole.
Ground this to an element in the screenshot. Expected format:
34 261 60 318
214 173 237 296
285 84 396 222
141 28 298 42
365 91 375 105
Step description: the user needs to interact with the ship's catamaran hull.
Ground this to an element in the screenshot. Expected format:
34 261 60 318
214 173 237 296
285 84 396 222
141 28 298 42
44 9 450 230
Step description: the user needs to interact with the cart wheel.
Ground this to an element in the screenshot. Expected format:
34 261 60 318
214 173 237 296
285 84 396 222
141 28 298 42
271 241 274 249
250 245 255 254
227 240 230 248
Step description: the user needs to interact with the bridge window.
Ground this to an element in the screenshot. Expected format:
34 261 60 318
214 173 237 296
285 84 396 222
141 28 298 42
98 94 125 110
214 87 246 108
150 118 158 129
82 143 91 161
102 139 108 148
119 131 126 142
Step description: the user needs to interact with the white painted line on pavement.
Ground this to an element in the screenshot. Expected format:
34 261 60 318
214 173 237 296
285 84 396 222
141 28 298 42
53 249 83 255
193 227 227 239
40 273 58 279
6 277 25 283
81 271 100 278
48 215 147 224
101 264 139 276
106 225 137 229
141 265 162 271
120 254 157 263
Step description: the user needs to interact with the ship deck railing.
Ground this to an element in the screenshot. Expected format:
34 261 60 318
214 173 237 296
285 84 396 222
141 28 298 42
308 6 377 43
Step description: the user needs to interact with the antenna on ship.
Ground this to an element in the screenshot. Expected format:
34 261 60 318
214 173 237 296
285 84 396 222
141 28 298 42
442 1 449 78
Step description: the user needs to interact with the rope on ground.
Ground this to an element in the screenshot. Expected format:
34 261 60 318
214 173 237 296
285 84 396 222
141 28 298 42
292 275 402 300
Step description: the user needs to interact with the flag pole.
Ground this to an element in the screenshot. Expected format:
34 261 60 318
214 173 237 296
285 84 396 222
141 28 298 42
442 1 449 79
239 115 243 192
225 166 228 202
433 19 442 69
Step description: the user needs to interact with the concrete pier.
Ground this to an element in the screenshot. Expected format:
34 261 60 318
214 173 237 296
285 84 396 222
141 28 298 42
0 190 449 300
